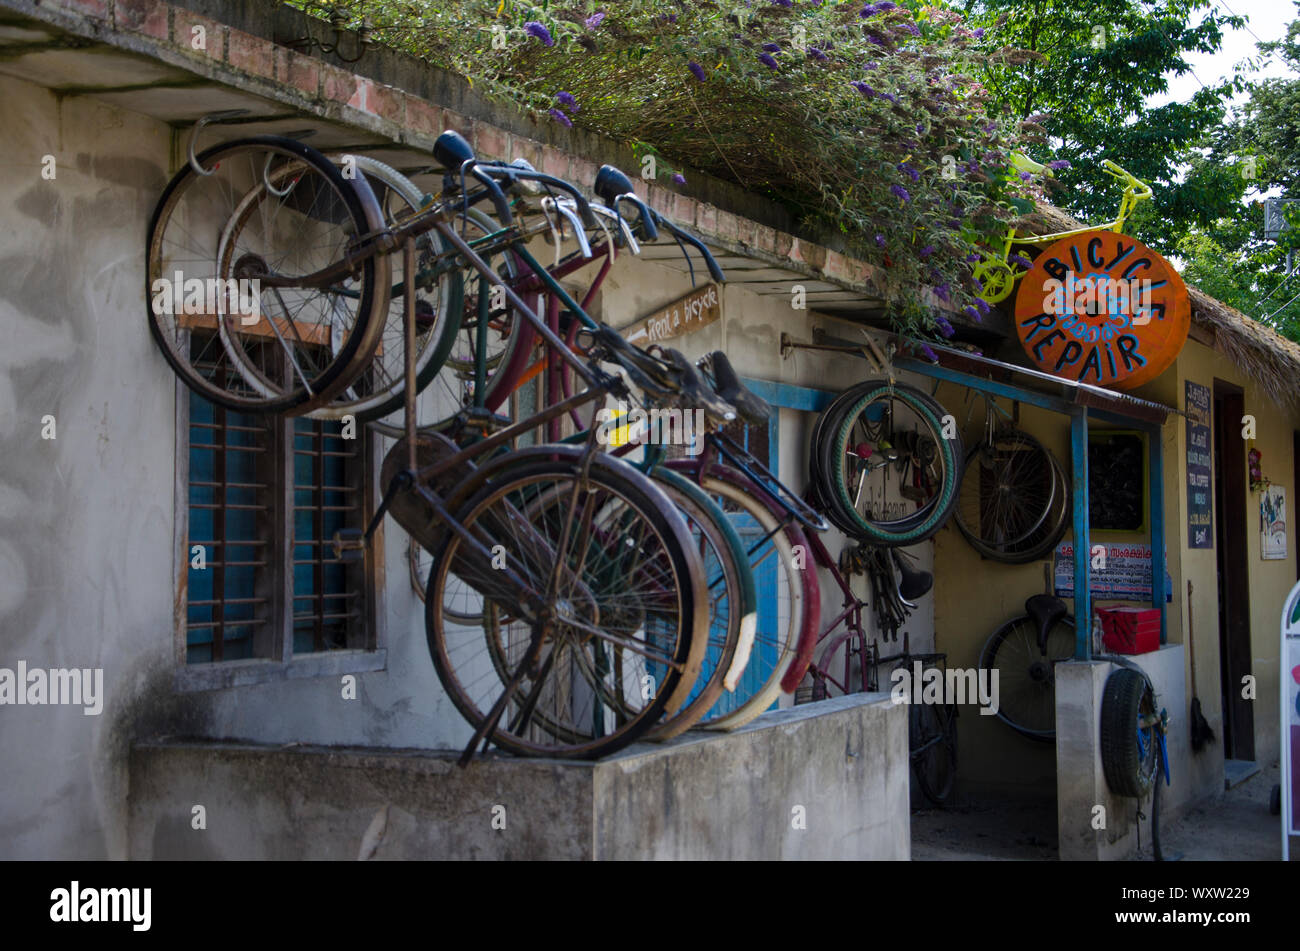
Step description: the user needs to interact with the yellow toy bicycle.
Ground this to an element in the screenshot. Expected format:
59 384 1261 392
972 153 1153 304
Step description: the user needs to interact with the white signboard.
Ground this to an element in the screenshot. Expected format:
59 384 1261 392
1262 485 1287 560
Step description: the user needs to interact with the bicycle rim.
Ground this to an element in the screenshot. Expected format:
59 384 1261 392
147 136 383 414
955 429 1057 553
426 459 706 758
693 470 811 730
311 155 465 422
979 613 1075 740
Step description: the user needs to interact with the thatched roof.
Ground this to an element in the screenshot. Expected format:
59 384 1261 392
1023 202 1300 410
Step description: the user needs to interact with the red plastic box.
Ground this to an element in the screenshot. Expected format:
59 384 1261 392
1098 606 1161 655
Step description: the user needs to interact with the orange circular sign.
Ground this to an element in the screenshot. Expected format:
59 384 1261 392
1012 230 1190 391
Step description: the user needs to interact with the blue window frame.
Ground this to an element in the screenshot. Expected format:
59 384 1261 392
184 389 374 665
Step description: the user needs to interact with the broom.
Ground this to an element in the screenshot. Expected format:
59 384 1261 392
1187 580 1215 751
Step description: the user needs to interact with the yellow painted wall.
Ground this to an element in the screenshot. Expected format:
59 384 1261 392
931 336 1298 801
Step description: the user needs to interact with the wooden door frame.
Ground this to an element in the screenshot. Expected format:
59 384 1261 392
1213 379 1255 761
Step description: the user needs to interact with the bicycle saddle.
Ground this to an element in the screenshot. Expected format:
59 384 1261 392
708 350 771 425
1025 594 1067 654
892 549 933 601
657 347 737 425
594 164 636 205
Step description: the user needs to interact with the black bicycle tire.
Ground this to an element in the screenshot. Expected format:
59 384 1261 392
978 612 1076 741
979 448 1071 564
425 458 706 759
146 136 380 414
955 428 1058 554
1100 668 1159 798
911 701 957 805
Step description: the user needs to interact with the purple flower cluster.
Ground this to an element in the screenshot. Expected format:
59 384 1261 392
548 107 572 127
890 184 911 203
762 42 782 52
555 91 579 113
963 305 981 322
807 46 829 61
758 52 779 69
860 3 878 16
920 245 935 259
973 27 985 39
1047 159 1071 170
525 22 555 47
920 343 939 361
933 283 951 304
934 315 955 338
585 12 605 29
1010 253 1034 268
974 298 990 315
875 234 887 247
898 162 920 182
689 61 707 81
902 22 920 36
878 1 896 9
850 80 875 97
672 172 687 185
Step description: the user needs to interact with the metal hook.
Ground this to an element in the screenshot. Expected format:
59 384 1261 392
187 109 251 176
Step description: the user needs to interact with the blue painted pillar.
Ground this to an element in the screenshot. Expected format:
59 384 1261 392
1071 410 1091 660
1149 424 1166 643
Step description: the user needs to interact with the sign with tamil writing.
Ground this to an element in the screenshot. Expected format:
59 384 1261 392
1013 230 1190 391
619 283 721 346
1052 542 1172 602
1186 380 1213 549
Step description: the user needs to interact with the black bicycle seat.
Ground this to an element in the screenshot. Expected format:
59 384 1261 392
1025 594 1067 654
595 164 636 205
658 347 737 425
893 550 933 601
709 350 771 425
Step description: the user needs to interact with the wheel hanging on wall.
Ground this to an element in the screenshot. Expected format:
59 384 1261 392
1100 668 1160 798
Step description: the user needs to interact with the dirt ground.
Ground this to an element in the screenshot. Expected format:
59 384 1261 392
911 763 1284 861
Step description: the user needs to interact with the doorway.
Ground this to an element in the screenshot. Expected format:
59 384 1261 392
1212 381 1255 762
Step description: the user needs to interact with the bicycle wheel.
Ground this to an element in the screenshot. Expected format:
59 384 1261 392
955 428 1057 556
309 156 465 422
642 471 753 739
689 467 818 730
409 537 484 623
425 458 707 758
978 612 1075 741
415 210 536 429
147 136 387 414
984 447 1071 564
822 382 962 545
911 701 957 805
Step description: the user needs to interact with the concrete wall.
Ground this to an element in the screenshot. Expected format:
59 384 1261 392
128 693 909 860
1056 648 1187 860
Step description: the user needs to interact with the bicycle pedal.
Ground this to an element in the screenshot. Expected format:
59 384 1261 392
332 528 367 562
459 407 513 435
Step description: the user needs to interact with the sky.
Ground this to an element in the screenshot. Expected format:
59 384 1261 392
1148 0 1297 109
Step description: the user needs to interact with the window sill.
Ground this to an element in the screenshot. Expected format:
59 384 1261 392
174 649 388 693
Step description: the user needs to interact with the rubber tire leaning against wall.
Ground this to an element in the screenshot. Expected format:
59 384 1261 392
1100 667 1159 799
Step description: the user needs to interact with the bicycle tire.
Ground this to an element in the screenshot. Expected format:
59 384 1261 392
425 457 708 758
643 469 754 740
911 701 957 805
955 428 1057 554
1100 668 1159 798
309 155 466 422
978 612 1076 741
147 136 385 414
824 382 963 545
979 448 1071 564
689 467 819 730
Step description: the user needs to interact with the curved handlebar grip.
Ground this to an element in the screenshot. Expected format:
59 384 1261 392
433 130 475 172
656 214 725 283
470 166 514 226
616 194 659 241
